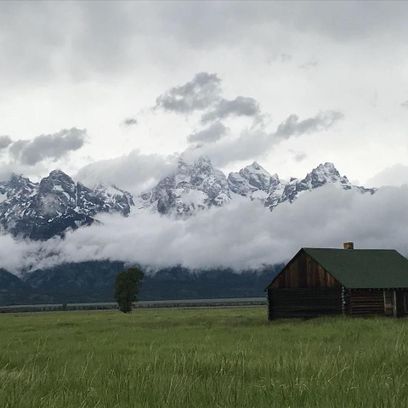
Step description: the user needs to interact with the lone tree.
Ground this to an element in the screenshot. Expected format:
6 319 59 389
114 267 144 313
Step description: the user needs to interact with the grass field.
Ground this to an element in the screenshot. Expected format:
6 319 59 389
1 307 408 407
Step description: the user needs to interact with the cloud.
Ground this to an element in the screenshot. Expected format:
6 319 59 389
267 53 293 64
1 2 408 86
0 233 43 273
9 128 86 166
76 150 177 195
156 2 408 46
4 183 408 275
155 72 221 113
155 72 262 149
187 121 227 144
299 60 318 70
368 164 408 187
401 100 408 109
188 110 343 167
201 96 260 123
294 152 307 162
122 117 138 126
0 135 12 149
275 111 344 139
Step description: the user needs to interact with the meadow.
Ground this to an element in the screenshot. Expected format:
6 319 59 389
1 307 408 407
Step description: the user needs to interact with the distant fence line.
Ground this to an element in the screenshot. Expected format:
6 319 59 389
0 297 266 314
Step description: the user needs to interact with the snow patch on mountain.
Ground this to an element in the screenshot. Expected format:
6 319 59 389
138 157 375 215
0 157 375 240
137 156 231 216
266 162 375 209
0 170 134 240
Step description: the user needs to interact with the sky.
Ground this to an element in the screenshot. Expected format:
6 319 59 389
2 1 408 273
1 1 408 189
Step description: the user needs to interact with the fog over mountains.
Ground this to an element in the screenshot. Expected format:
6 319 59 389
1 155 408 304
0 156 374 241
3 153 408 277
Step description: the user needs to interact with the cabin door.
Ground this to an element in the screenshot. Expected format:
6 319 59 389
396 291 408 316
395 291 406 317
384 290 408 317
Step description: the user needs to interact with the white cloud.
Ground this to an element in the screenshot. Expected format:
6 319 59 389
76 150 178 194
188 111 343 167
0 135 12 149
368 164 408 187
0 234 42 273
3 184 408 275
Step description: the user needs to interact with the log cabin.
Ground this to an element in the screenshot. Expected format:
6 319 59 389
266 242 408 319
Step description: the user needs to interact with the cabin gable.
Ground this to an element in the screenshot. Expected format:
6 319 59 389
270 250 341 289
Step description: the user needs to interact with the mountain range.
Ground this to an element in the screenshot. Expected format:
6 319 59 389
0 157 376 305
0 157 375 240
0 170 133 240
138 157 374 215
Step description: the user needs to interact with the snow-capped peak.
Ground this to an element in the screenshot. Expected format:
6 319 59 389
138 156 375 215
0 171 134 240
138 156 230 215
0 157 375 239
265 162 375 208
228 161 275 198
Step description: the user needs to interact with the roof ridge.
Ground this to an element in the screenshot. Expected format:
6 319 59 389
303 247 398 251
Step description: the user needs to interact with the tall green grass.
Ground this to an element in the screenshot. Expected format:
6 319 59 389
1 307 408 407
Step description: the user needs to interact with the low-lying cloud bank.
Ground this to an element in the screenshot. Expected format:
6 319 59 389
2 184 408 275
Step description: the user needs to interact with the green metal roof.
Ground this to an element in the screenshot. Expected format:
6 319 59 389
303 248 408 289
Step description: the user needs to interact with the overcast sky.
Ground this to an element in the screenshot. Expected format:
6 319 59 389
1 1 408 187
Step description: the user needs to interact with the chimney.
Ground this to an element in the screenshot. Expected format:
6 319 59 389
343 242 354 250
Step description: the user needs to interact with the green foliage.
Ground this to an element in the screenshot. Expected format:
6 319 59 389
114 267 144 313
1 308 408 407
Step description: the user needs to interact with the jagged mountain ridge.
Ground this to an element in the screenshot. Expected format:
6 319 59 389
138 157 375 215
0 157 374 239
0 170 134 240
137 157 231 215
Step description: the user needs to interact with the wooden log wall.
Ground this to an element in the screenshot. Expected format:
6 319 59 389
348 289 384 316
268 288 342 319
383 290 393 316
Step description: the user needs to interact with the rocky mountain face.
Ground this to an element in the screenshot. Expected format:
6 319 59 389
0 158 376 305
0 170 134 240
0 157 374 240
137 156 231 216
138 158 375 214
263 162 375 209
